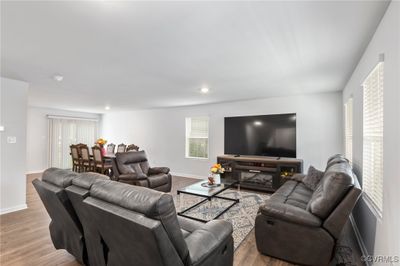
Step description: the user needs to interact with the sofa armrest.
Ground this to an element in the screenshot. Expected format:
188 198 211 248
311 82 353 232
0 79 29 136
259 201 321 227
148 167 170 175
185 220 232 265
118 173 147 181
283 173 305 182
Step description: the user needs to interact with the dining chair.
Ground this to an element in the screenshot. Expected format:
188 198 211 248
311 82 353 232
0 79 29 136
116 143 126 153
107 143 116 154
79 145 93 172
70 144 82 172
126 144 139 152
92 146 113 176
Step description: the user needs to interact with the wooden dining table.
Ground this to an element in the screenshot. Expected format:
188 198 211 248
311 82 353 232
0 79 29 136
90 152 116 159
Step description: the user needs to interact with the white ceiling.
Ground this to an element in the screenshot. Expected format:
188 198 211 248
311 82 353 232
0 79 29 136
1 1 389 113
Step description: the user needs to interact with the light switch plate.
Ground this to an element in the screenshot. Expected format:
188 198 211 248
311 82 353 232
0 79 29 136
0 126 4 132
7 136 17 144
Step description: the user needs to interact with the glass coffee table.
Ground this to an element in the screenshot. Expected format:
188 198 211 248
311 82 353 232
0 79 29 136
177 179 239 223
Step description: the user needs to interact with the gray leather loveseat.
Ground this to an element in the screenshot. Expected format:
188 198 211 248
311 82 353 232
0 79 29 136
255 155 361 265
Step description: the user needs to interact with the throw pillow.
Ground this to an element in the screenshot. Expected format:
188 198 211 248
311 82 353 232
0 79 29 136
303 165 324 191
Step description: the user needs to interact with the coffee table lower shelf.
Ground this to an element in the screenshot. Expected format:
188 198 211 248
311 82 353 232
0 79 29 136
177 192 239 223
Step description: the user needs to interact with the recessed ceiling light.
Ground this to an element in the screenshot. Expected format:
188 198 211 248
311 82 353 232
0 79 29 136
254 121 263 126
105 106 111 110
53 74 63 82
200 87 209 94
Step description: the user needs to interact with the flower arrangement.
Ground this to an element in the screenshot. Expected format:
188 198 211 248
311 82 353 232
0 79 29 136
210 164 225 174
208 164 225 185
95 138 107 147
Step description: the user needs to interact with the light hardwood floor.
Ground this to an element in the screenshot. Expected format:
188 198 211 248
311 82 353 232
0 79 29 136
0 173 362 266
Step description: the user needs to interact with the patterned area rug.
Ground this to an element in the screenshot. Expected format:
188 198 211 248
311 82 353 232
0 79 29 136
173 189 270 250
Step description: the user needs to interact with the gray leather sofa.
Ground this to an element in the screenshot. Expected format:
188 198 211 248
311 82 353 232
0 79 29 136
112 151 172 192
34 168 234 266
255 155 361 266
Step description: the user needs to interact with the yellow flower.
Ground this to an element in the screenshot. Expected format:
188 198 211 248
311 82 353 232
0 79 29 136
211 167 218 173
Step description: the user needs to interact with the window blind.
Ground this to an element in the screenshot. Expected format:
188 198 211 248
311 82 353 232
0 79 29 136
185 117 209 158
362 62 384 215
344 97 353 164
49 117 98 169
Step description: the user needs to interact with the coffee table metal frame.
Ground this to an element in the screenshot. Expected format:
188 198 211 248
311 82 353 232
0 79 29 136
177 181 240 223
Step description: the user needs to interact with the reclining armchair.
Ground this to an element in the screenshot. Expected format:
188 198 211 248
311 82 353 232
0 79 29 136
112 150 172 192
83 178 234 266
255 155 361 266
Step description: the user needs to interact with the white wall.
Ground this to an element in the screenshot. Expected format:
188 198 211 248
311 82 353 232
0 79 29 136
102 91 342 178
0 77 29 214
26 107 101 173
342 2 400 260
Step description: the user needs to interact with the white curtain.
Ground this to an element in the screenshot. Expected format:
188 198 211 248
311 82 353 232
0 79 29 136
49 117 98 169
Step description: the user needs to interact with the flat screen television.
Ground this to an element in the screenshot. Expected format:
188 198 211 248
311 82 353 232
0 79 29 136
224 113 296 158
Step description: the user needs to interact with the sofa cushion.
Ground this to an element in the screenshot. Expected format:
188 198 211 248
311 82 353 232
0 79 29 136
303 166 324 191
148 173 169 188
326 157 349 170
269 181 313 210
307 162 354 219
259 201 322 227
42 168 78 188
286 183 313 209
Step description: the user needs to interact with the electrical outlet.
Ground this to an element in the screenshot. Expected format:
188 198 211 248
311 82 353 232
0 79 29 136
7 136 17 144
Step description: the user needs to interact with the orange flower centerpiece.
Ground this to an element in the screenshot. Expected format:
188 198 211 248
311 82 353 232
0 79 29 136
208 163 225 185
95 138 108 155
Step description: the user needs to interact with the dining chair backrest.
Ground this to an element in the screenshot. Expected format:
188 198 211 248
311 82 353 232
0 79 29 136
80 145 91 161
107 143 116 154
70 145 80 160
92 146 103 165
126 144 139 152
117 143 126 153
76 143 86 155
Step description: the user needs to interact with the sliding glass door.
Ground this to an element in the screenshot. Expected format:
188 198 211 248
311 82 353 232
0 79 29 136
48 117 98 169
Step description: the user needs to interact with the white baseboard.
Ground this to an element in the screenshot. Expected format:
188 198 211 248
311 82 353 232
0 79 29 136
349 214 370 266
171 172 207 180
26 169 45 175
0 204 28 215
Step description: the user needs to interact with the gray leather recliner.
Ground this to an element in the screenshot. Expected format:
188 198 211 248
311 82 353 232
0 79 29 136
32 168 87 265
112 150 172 192
255 155 362 266
82 178 234 266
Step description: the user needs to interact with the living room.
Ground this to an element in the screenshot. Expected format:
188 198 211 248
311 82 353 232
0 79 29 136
1 1 399 266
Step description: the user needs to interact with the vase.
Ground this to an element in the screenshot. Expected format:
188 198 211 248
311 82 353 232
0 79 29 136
213 173 221 185
101 147 106 156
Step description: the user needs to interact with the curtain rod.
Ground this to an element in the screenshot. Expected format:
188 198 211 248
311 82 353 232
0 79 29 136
47 114 99 122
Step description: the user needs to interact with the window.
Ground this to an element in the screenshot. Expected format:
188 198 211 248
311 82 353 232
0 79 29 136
344 97 353 164
49 116 98 169
185 117 209 159
362 62 384 215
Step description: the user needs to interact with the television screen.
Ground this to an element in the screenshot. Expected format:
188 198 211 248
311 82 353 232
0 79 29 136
224 113 296 158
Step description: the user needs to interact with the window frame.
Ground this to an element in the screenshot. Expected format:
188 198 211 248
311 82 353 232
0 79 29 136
185 116 209 160
344 97 353 165
361 61 384 218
